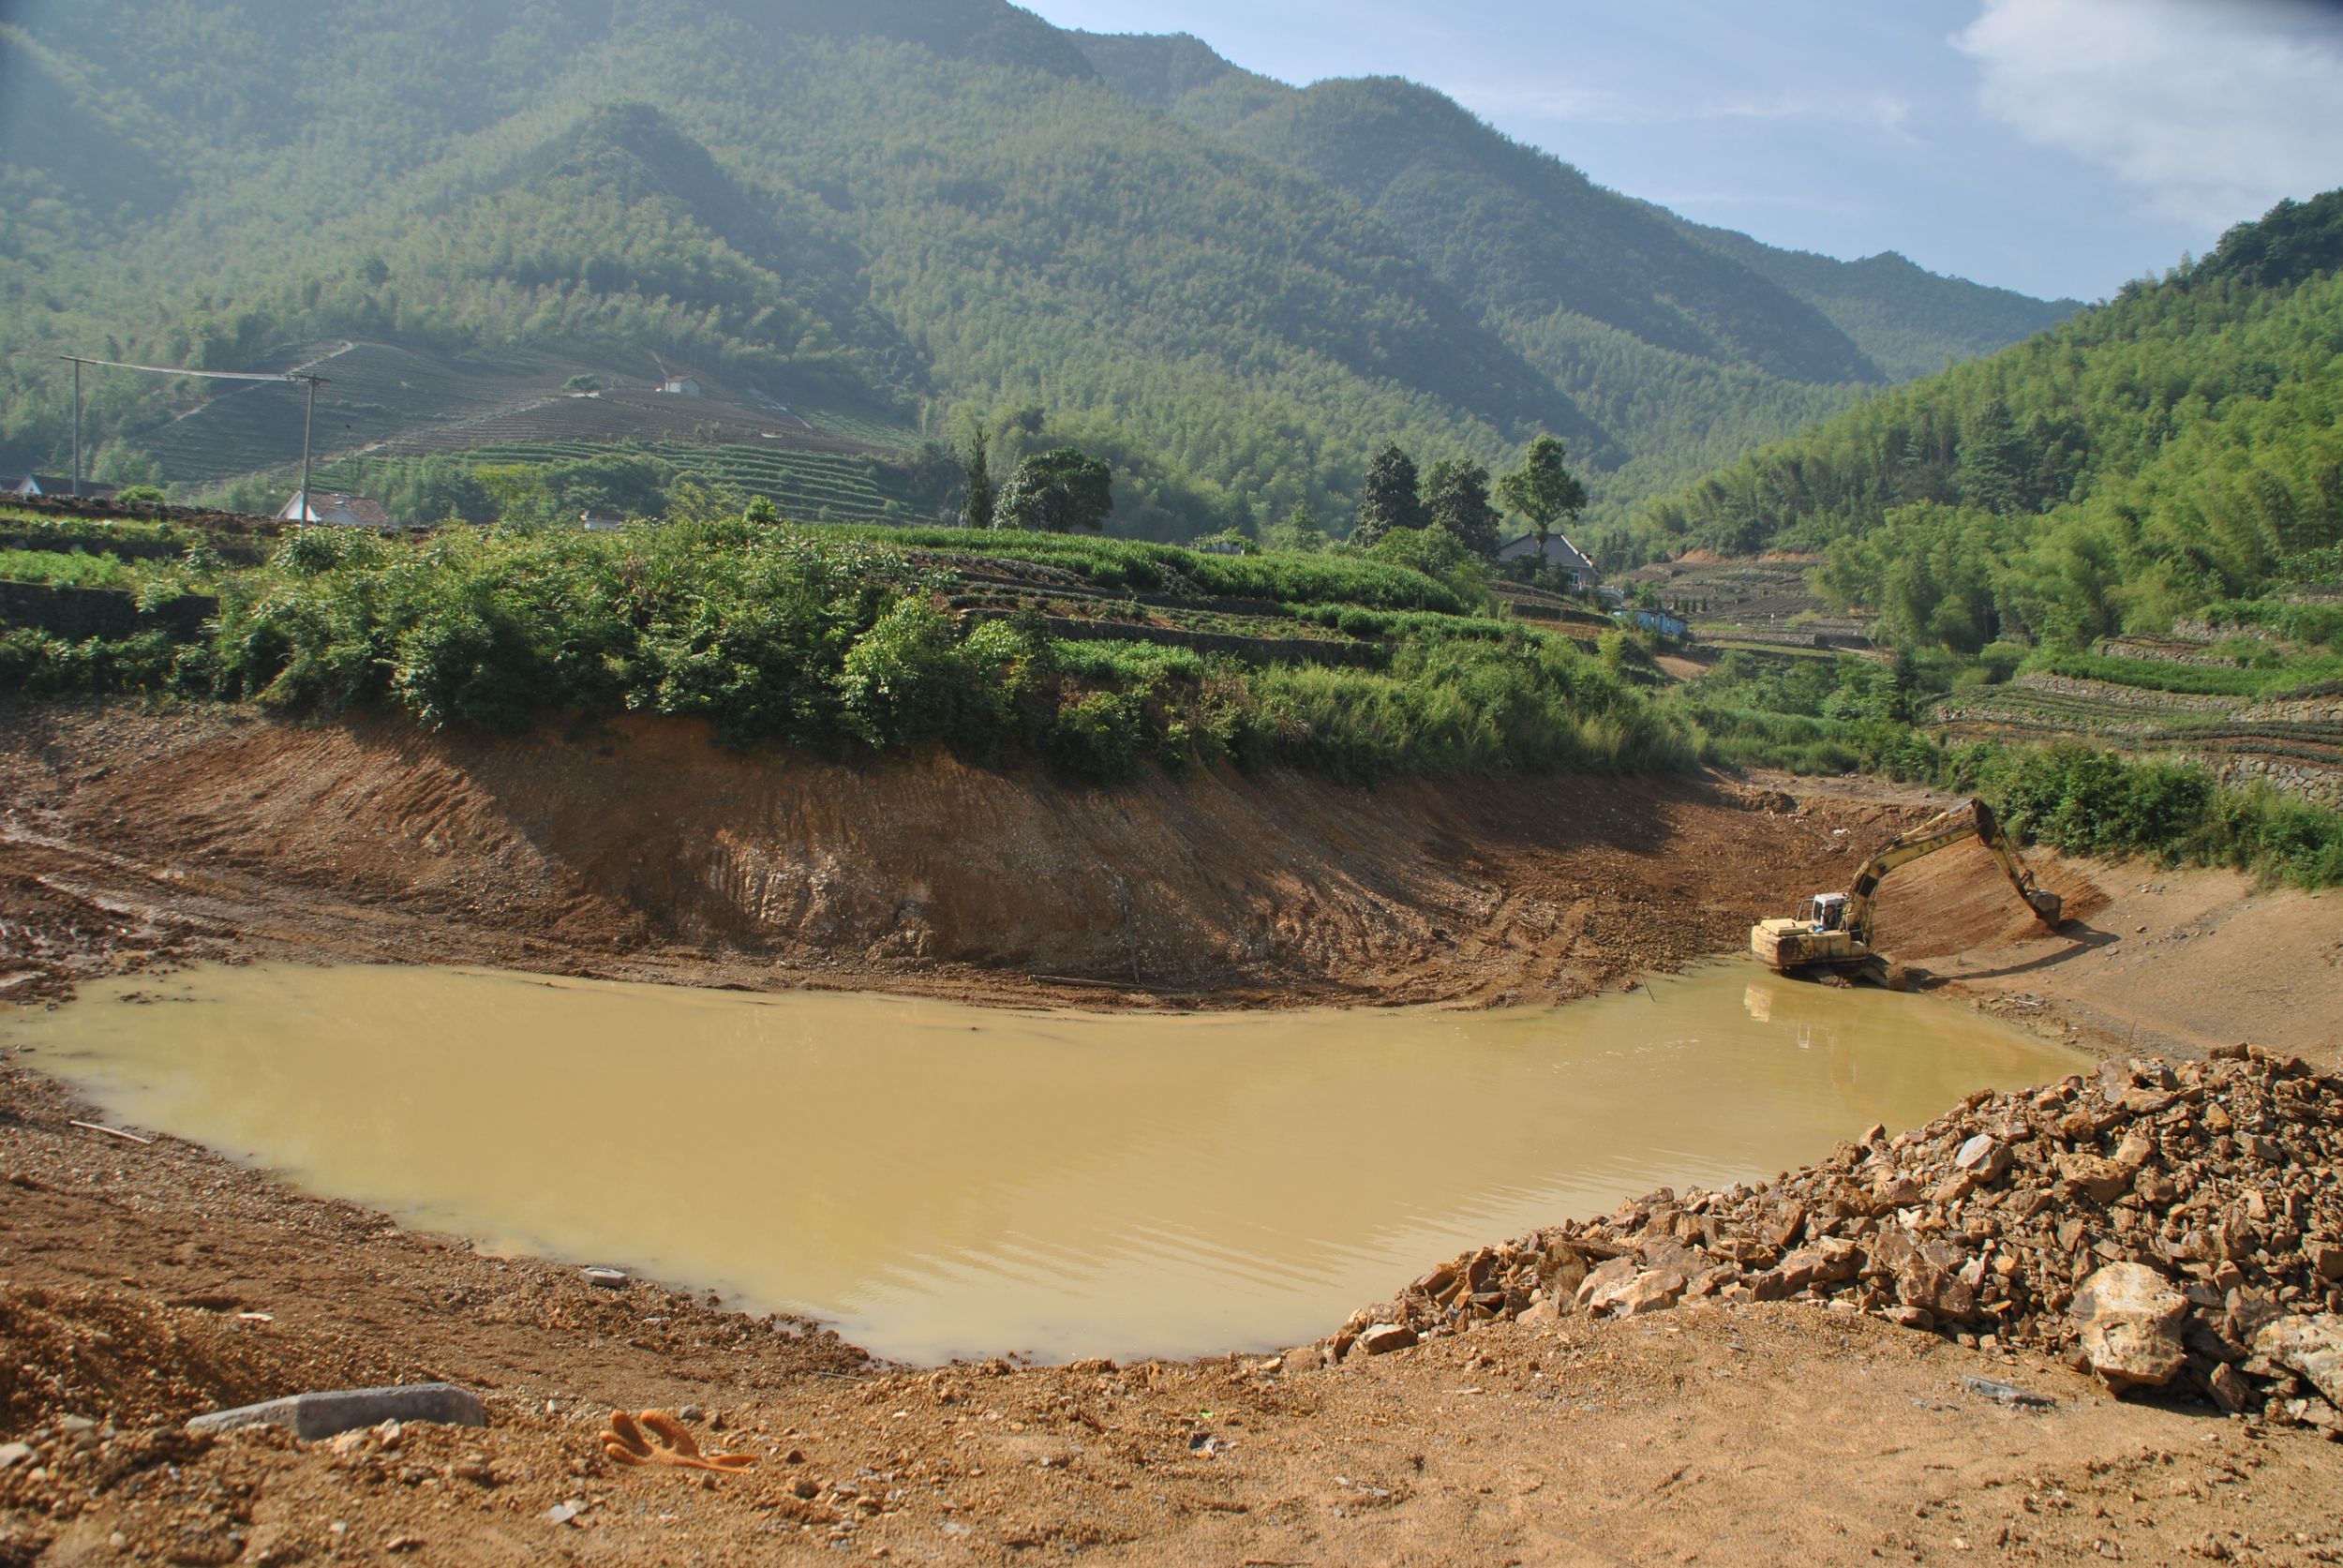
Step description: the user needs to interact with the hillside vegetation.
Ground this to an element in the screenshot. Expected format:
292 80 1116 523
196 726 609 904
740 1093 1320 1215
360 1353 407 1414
0 0 2069 540
1071 33 2077 509
1635 192 2343 650
0 509 1687 783
1619 196 2343 885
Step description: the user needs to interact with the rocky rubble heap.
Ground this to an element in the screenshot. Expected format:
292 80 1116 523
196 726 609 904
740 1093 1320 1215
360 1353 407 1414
1321 1046 2343 1429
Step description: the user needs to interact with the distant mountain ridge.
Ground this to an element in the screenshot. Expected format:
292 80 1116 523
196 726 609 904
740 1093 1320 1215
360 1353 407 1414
0 0 2079 539
1072 30 2078 384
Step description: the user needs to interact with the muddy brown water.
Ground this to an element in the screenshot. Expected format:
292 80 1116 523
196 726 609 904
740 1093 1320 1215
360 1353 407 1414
6 963 2082 1364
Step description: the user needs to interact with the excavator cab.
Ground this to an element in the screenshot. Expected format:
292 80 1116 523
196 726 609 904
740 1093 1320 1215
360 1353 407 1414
1802 892 1849 933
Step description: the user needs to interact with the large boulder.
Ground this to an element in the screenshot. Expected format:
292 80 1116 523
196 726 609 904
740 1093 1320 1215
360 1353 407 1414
1954 1135 2012 1184
1573 1256 1639 1312
1603 1269 1688 1318
1351 1323 1418 1357
1582 1262 1686 1319
2056 1154 2131 1203
1895 1260 1977 1324
2071 1263 2188 1390
2253 1315 2343 1406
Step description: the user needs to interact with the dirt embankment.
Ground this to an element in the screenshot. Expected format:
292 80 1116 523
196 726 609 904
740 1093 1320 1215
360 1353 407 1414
7 703 2335 1055
1 700 1889 1010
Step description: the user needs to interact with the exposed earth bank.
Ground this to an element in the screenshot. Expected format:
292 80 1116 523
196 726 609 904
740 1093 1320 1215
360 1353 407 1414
4 701 2343 1564
0 699 1909 1010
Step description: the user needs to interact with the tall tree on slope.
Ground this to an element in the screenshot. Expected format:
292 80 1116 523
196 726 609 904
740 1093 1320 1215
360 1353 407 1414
1423 455 1503 559
1353 443 1427 546
1497 435 1588 557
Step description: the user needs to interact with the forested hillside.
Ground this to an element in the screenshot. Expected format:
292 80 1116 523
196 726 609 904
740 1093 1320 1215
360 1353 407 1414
0 0 2072 540
1636 192 2343 650
1070 31 2079 500
1665 220 2082 381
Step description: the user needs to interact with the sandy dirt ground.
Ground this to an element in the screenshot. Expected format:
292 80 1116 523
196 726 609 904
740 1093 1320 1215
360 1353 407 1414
4 704 2343 1565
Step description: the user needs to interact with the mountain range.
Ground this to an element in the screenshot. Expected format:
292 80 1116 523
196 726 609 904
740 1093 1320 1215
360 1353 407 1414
0 0 2081 539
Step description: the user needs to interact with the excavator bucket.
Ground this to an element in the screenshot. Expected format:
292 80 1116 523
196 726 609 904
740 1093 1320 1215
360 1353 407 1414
2026 889 2062 926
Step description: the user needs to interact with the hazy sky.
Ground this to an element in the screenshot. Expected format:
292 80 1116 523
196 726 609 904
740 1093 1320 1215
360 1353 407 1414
1025 0 2343 302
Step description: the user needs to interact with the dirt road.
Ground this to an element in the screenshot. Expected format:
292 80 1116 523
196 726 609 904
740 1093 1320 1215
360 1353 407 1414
5 702 2343 1564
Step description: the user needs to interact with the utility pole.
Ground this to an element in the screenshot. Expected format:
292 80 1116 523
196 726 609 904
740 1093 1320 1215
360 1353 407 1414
296 374 319 520
58 354 329 514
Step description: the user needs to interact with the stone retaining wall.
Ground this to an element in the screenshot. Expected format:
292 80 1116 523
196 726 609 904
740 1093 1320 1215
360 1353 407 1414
0 582 216 642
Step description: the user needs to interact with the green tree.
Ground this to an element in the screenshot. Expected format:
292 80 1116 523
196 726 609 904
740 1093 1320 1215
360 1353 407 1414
962 428 995 530
997 447 1112 533
1262 499 1327 552
1422 456 1502 559
1951 396 2026 515
1353 443 1426 546
1366 522 1488 604
1497 435 1588 560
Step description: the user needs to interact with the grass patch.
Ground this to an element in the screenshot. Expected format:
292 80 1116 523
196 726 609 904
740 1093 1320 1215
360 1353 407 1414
2029 649 2343 700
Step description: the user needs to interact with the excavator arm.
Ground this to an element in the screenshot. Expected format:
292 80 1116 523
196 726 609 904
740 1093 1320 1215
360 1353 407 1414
1842 798 2061 946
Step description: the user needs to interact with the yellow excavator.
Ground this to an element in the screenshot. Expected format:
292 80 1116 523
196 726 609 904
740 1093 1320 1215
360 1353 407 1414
1751 797 2062 977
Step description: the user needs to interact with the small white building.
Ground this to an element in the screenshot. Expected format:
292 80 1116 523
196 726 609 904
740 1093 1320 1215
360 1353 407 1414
657 375 703 397
579 510 627 532
279 490 395 530
1494 531 1600 590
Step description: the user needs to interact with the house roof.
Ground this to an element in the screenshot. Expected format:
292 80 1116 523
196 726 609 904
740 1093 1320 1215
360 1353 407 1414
280 490 395 530
12 474 120 500
1495 532 1596 570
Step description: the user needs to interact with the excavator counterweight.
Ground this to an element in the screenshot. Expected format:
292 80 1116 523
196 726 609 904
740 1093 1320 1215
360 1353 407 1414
1751 798 2061 976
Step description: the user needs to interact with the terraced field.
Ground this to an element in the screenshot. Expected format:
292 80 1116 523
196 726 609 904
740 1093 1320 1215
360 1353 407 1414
1934 671 2343 803
379 389 898 459
134 341 625 488
121 338 922 500
796 405 919 447
395 438 950 526
1619 553 1877 650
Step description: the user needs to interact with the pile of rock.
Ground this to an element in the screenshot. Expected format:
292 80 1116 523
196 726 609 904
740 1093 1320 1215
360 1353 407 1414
1324 1045 2343 1429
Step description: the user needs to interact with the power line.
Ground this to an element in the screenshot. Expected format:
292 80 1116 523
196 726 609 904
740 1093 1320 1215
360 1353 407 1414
57 353 328 385
57 353 330 504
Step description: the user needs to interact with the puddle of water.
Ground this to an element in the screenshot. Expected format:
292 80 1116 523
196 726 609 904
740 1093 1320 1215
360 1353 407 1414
5 963 2080 1364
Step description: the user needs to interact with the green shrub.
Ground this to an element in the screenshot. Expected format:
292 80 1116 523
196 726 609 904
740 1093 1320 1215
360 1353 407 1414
5 515 1707 785
1047 689 1145 777
836 597 992 749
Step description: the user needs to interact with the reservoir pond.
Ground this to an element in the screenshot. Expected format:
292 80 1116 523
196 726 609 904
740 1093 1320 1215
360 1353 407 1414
7 963 2082 1364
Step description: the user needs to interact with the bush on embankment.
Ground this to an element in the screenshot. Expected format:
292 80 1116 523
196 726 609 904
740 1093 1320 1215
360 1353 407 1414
1685 698 2342 889
0 519 1689 782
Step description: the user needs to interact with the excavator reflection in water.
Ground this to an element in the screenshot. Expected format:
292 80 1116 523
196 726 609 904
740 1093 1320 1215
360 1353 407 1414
1751 798 2063 978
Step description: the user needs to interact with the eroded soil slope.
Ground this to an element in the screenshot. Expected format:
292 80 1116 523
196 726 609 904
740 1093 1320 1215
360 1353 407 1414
2 700 1876 1008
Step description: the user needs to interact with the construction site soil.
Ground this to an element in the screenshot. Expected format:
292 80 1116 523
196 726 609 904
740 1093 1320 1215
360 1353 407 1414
4 701 2342 1565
